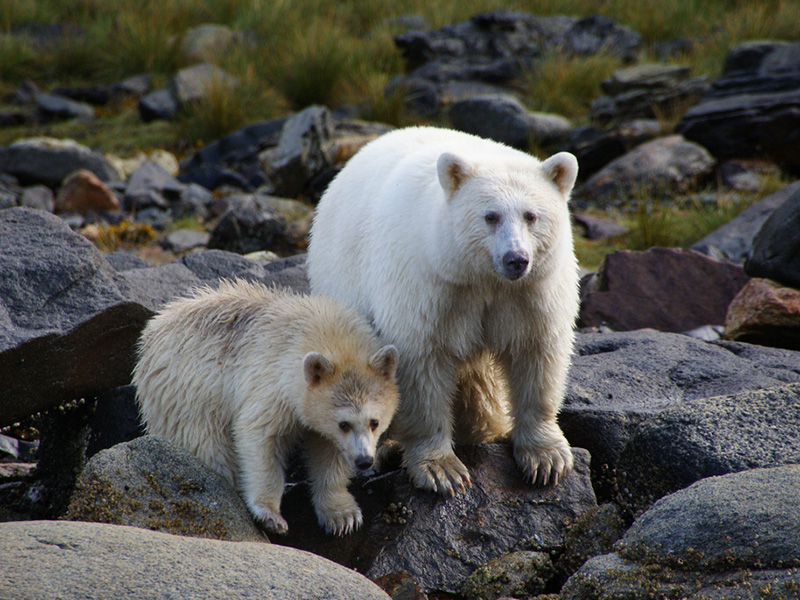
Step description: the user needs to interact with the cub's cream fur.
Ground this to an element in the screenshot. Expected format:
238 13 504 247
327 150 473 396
308 126 580 495
133 280 399 536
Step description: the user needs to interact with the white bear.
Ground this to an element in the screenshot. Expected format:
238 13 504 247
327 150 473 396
133 280 399 535
307 126 579 495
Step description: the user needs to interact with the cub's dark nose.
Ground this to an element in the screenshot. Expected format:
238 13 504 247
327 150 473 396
355 456 374 471
502 251 529 280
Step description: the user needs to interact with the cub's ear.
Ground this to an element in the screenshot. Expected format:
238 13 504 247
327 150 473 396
541 152 579 198
437 152 474 197
370 345 398 380
303 352 335 387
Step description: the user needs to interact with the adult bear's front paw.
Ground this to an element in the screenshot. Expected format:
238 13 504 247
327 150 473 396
317 501 363 536
513 435 574 486
405 448 472 495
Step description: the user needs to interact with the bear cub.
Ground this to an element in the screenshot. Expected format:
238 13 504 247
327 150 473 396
133 280 399 536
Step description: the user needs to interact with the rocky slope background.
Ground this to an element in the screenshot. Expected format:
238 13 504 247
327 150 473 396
1 4 800 600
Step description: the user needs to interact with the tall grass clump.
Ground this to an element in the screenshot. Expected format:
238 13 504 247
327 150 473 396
265 18 356 109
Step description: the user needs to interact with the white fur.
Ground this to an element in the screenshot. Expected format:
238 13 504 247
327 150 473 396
307 126 580 494
133 280 399 535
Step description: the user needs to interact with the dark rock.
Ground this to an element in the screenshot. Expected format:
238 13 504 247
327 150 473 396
162 228 211 253
0 520 391 600
724 278 800 350
717 158 781 192
554 504 627 581
562 466 800 600
278 444 596 594
85 385 144 458
68 436 265 542
0 137 121 188
745 187 800 288
448 94 572 150
589 63 709 126
174 182 212 220
571 212 628 240
676 40 800 170
50 85 111 106
562 330 800 500
0 109 30 127
557 15 641 61
124 161 184 212
111 74 153 97
576 135 715 206
567 120 662 178
259 105 335 199
0 207 152 426
19 185 54 212
35 93 95 121
578 248 750 332
179 117 286 191
207 196 291 255
138 89 178 122
617 383 800 516
692 180 800 262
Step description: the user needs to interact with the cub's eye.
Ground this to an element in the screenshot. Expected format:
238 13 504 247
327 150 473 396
338 422 351 433
369 419 379 431
523 211 537 224
484 212 501 225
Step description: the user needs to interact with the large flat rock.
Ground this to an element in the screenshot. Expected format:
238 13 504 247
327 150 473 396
0 520 390 600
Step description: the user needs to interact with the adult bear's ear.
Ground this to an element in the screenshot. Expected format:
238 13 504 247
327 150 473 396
541 152 579 199
303 352 335 387
438 152 474 197
370 345 398 380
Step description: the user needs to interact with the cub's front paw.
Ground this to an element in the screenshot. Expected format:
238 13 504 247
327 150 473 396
249 502 289 535
316 500 363 536
513 440 573 486
405 451 472 496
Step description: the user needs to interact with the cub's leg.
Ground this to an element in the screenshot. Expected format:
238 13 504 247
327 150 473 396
233 413 291 534
305 432 362 536
454 352 512 444
394 355 472 495
500 346 573 486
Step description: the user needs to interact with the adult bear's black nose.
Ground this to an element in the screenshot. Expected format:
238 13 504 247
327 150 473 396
355 455 374 471
502 251 529 280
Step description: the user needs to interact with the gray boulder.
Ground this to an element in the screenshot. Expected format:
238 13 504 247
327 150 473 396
562 466 800 599
259 105 335 199
567 119 662 178
0 520 390 600
170 63 238 107
0 207 152 426
576 135 716 206
589 63 709 126
676 40 800 169
124 160 184 212
34 92 95 121
562 330 800 499
617 383 800 515
207 195 292 255
448 95 572 150
138 88 178 122
745 186 800 288
279 444 596 594
67 436 265 542
0 137 121 187
692 179 800 262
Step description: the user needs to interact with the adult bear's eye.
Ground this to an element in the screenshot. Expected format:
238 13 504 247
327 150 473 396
369 419 379 431
339 422 351 432
523 211 537 224
484 212 500 225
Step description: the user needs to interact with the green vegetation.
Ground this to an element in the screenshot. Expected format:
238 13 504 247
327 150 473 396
1 0 799 263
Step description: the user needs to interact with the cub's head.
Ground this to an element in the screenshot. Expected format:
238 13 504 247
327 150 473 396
437 149 578 282
302 345 399 472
